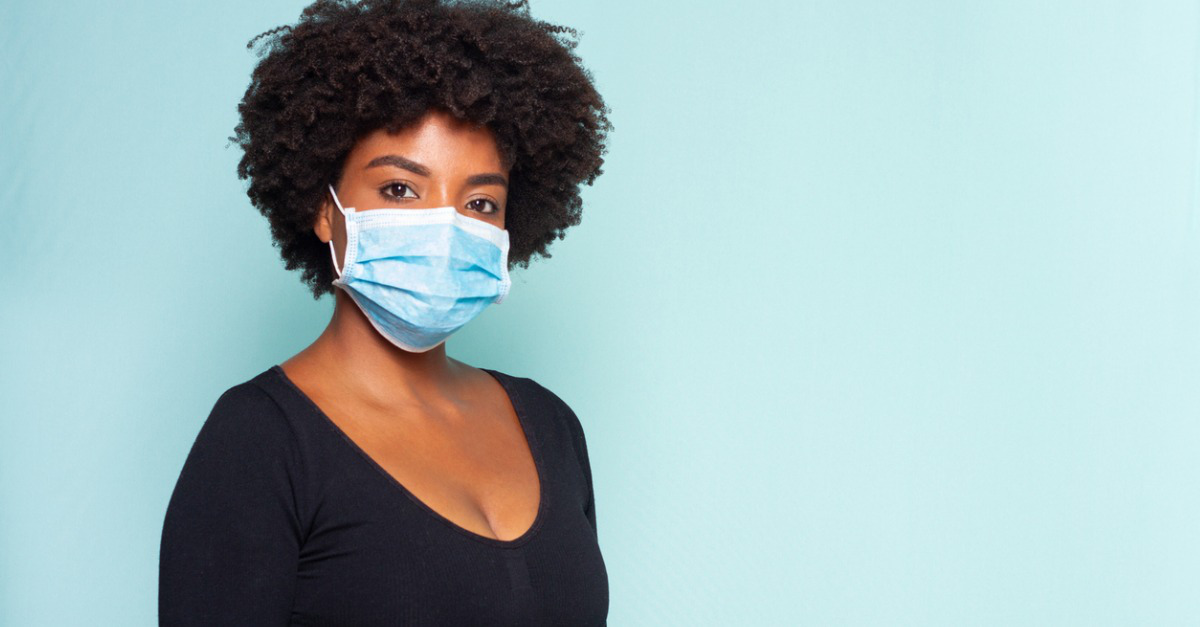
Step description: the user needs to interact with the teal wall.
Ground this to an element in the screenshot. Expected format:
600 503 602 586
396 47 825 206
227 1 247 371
3 0 1199 624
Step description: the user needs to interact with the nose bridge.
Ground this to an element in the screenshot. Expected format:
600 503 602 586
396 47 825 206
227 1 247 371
427 177 456 208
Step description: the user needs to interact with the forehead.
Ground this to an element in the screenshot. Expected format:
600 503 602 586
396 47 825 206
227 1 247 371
346 110 506 173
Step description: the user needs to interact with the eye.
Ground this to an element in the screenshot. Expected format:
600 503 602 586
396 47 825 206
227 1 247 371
379 182 419 202
467 198 500 214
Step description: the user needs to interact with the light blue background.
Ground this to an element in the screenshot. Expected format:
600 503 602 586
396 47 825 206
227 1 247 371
3 1 1199 624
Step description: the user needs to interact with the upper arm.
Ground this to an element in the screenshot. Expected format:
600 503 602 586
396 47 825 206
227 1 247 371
547 387 598 537
159 383 302 626
574 412 598 536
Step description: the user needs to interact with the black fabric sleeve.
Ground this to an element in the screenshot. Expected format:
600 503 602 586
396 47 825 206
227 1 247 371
577 416 597 537
561 402 598 537
159 383 303 626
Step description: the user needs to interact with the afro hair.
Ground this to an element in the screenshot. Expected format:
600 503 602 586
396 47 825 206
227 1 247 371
230 0 612 298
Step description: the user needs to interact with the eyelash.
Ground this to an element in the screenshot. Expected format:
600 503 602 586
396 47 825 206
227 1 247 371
379 182 500 215
467 198 501 215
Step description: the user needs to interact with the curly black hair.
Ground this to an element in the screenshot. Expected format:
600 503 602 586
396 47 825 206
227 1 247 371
230 0 612 299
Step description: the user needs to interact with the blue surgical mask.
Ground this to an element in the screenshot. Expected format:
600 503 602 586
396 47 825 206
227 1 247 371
325 183 512 352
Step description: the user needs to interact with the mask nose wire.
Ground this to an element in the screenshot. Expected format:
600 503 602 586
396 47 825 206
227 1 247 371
327 183 350 279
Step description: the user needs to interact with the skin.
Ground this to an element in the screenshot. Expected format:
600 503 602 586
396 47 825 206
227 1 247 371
279 108 539 542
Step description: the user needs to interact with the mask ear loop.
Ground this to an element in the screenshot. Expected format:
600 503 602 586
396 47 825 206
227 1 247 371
327 184 351 279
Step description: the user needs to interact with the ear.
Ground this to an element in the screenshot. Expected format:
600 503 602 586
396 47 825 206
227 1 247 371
314 194 334 243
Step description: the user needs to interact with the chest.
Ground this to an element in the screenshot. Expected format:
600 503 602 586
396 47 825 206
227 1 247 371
330 395 540 543
288 403 608 626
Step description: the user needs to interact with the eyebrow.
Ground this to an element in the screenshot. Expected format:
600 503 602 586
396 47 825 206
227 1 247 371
365 154 508 188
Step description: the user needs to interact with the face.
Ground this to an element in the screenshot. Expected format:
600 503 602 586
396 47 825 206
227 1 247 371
316 108 509 265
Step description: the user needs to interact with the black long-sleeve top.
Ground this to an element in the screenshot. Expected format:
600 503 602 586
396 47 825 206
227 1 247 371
159 365 608 626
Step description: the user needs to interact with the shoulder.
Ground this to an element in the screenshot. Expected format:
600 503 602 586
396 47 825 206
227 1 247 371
484 367 590 448
210 373 285 416
189 369 300 461
485 368 577 419
162 369 308 611
167 369 310 527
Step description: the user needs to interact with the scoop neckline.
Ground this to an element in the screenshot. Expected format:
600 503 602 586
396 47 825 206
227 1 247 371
267 364 549 549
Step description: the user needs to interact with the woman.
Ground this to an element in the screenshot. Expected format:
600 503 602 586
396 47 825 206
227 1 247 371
158 0 613 624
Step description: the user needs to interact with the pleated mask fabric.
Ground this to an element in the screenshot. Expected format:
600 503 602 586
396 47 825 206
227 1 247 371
325 183 512 352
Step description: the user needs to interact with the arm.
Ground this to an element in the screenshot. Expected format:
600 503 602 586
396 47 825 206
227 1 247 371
158 383 302 626
563 404 598 537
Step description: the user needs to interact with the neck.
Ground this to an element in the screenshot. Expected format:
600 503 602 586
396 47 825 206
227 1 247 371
301 288 463 405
